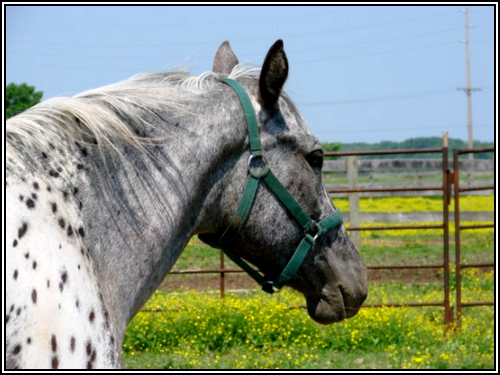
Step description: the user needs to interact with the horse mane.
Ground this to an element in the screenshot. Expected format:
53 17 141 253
6 64 262 238
6 64 261 162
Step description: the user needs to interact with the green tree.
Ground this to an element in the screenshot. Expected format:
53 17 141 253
6 83 43 119
321 142 341 152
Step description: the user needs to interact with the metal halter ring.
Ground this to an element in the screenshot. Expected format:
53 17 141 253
248 154 270 178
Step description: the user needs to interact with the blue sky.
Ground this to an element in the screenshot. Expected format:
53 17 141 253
5 5 495 143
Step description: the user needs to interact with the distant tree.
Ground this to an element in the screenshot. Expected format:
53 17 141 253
6 83 43 119
321 142 341 152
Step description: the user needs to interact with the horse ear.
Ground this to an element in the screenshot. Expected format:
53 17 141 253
259 39 289 110
213 41 239 75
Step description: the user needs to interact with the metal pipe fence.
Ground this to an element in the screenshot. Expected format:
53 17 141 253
452 147 495 326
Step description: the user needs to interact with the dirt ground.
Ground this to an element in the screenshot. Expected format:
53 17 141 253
157 267 445 294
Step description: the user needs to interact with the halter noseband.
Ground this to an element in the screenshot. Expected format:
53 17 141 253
199 78 343 294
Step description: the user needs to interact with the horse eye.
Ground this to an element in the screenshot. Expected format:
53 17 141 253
305 150 324 170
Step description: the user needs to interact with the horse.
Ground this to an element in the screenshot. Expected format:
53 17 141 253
5 40 368 369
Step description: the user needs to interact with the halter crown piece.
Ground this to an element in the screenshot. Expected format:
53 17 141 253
199 78 343 294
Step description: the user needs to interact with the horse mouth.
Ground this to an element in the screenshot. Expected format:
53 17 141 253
305 285 364 325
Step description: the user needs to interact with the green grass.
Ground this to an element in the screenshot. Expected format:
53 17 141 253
122 268 494 369
122 194 494 369
332 195 493 212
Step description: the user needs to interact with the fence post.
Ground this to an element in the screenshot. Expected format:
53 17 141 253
442 133 452 326
347 156 361 249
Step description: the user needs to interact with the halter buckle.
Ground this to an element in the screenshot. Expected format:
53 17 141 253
305 220 321 242
248 154 270 178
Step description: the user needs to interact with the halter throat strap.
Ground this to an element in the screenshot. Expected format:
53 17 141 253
199 78 343 294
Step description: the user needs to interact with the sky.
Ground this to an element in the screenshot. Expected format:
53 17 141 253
5 5 496 143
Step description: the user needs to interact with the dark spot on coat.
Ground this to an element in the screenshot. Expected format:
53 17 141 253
12 345 21 355
49 170 59 178
73 187 79 194
31 193 37 200
13 270 18 280
76 299 79 308
104 311 110 328
87 361 93 369
32 261 37 270
16 307 21 316
19 195 24 201
51 356 59 369
86 341 92 356
47 186 52 192
79 201 83 210
89 310 95 322
58 218 65 228
78 227 85 238
27 337 32 345
13 239 18 247
41 152 48 159
18 222 28 239
24 253 30 259
49 142 55 150
70 337 76 352
47 279 50 288
63 191 69 200
31 289 37 304
67 226 73 237
51 335 57 352
51 202 57 213
59 282 64 292
77 164 84 170
81 148 88 157
33 182 39 190
90 350 96 362
61 271 68 284
26 199 35 209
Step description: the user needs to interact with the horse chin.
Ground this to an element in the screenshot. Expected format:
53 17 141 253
305 287 361 325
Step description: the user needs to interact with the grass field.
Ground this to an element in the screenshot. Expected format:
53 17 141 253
122 195 494 369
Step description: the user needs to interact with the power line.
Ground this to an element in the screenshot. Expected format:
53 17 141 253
313 124 493 135
295 41 459 64
299 88 457 106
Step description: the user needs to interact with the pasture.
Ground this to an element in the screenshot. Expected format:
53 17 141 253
122 195 494 369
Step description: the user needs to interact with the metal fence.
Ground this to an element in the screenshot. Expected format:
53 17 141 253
325 144 453 325
452 147 495 326
164 142 494 326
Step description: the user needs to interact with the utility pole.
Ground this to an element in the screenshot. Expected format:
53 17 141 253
458 6 481 160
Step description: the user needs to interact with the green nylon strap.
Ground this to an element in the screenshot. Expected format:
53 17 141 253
317 210 344 234
271 234 316 291
262 170 315 231
220 78 263 157
218 174 260 246
201 78 344 294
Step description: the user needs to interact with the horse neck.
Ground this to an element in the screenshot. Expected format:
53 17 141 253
67 93 249 335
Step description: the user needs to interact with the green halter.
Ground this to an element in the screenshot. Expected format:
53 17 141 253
199 78 343 294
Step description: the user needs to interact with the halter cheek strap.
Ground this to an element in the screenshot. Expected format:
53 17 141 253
199 78 343 294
